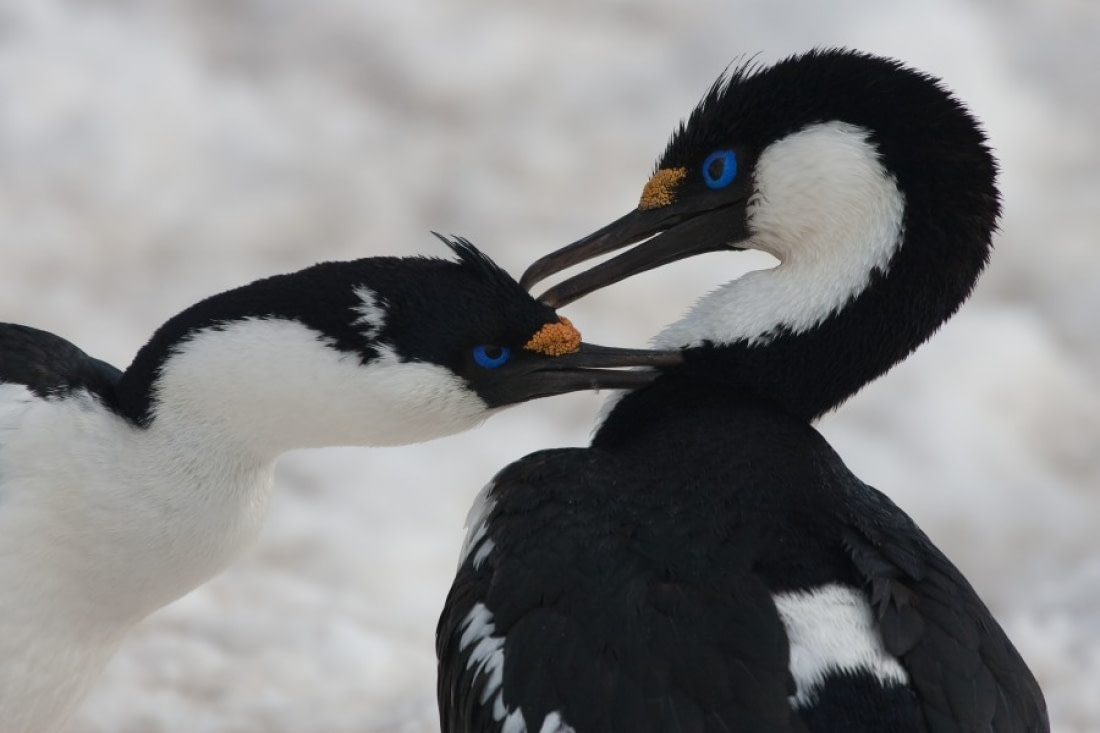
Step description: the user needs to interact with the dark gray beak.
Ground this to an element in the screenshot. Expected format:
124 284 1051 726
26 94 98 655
478 342 683 407
521 197 750 308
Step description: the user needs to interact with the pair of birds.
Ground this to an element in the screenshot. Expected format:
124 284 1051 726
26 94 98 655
0 49 1047 732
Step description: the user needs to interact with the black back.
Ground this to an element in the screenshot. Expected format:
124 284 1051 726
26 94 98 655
0 323 122 405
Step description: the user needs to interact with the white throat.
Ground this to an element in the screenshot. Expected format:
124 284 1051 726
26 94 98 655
655 121 905 349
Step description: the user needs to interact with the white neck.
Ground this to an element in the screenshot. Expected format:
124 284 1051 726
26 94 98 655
655 121 905 349
0 384 274 733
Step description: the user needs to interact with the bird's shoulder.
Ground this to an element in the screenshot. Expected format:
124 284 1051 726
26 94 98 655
0 323 121 406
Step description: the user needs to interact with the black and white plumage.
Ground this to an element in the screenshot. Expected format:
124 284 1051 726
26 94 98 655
0 236 679 733
437 50 1048 731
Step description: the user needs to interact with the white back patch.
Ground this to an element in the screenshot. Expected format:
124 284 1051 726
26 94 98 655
351 285 386 339
772 583 908 708
655 121 905 349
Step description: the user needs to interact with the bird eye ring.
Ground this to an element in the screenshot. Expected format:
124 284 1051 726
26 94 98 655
702 150 738 189
473 345 511 369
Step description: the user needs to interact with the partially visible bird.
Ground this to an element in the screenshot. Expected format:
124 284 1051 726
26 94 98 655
438 50 1048 731
0 234 679 733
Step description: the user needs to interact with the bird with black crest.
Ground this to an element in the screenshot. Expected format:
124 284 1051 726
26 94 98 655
0 234 680 733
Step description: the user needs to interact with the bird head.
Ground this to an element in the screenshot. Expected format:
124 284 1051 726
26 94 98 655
521 49 999 418
119 235 680 451
349 234 682 412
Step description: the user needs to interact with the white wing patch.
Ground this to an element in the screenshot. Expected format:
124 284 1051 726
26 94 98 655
351 285 386 339
537 712 575 732
656 121 906 349
460 602 511 722
772 583 908 708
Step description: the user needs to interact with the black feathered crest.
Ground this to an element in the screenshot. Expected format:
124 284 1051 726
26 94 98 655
431 232 531 299
654 54 762 175
654 54 767 173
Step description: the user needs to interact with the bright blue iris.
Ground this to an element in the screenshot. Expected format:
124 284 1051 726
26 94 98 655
473 345 511 369
702 149 738 189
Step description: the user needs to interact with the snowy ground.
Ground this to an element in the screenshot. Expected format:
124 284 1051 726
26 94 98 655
1 1 1098 730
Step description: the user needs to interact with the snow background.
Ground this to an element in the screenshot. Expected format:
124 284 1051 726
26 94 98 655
0 0 1097 730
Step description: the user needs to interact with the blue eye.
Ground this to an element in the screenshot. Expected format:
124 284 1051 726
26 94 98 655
473 345 511 369
702 149 738 189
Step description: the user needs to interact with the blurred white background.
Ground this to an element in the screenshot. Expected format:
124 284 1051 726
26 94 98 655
1 1 1097 730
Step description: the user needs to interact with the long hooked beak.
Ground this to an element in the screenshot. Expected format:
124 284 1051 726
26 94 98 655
520 196 749 308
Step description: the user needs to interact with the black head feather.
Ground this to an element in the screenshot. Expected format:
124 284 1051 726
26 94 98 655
433 233 532 302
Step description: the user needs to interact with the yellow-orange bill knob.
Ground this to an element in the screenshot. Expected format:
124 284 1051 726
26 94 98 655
524 317 581 356
638 167 687 210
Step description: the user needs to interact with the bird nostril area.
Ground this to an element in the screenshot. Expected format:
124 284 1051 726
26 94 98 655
639 168 687 211
523 317 581 356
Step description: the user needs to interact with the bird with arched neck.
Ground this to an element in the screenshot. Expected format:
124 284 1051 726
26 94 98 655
437 49 1048 732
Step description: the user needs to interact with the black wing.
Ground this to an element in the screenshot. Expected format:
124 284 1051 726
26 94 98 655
843 488 1049 733
437 449 801 733
0 323 121 402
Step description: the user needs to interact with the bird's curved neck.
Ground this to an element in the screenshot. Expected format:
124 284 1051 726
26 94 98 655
656 122 907 353
652 234 982 421
648 122 991 420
